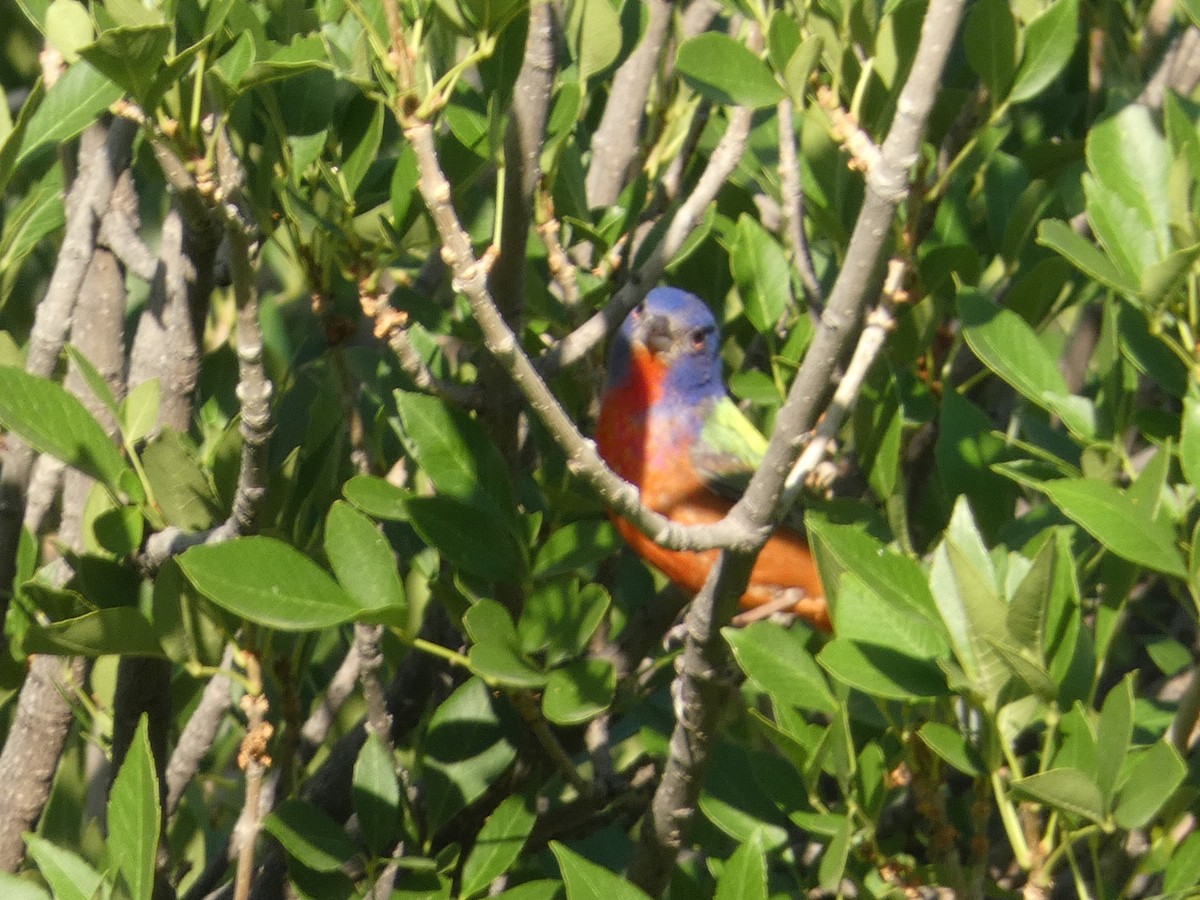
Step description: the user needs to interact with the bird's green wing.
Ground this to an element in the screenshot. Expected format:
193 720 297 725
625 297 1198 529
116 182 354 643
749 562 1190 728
692 396 768 501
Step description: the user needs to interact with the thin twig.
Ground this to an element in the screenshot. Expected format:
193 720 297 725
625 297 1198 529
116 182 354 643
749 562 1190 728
627 0 967 889
356 624 394 746
538 105 754 377
167 646 236 819
511 691 591 797
778 97 824 311
233 655 271 900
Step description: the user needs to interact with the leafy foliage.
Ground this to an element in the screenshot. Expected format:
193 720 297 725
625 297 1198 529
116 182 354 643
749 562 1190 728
0 0 1198 898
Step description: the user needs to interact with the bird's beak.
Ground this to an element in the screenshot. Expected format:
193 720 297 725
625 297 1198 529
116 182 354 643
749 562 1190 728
639 314 674 356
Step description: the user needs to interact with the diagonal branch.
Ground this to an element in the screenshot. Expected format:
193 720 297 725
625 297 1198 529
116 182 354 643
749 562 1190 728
628 0 968 890
538 105 754 377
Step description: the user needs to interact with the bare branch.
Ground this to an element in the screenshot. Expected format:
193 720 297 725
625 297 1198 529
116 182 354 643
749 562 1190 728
0 656 89 871
538 104 754 377
405 117 758 554
356 624 393 746
0 119 135 629
167 646 236 819
1139 26 1200 110
233 655 272 900
298 642 361 757
628 0 967 888
98 170 157 280
585 0 673 208
778 97 824 310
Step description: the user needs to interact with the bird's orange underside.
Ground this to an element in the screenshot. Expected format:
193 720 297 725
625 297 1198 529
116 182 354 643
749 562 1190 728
598 341 831 632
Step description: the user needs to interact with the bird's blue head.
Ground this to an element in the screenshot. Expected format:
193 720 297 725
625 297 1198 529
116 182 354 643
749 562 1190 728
605 287 724 406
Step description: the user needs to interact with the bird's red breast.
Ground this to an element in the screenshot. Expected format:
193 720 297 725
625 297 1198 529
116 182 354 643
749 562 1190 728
597 343 830 631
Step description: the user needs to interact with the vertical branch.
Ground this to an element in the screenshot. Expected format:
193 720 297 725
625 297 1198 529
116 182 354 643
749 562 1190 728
778 97 824 311
628 0 968 890
0 119 135 872
234 655 272 900
484 0 559 472
0 118 134 631
356 624 393 745
0 657 89 871
585 0 673 208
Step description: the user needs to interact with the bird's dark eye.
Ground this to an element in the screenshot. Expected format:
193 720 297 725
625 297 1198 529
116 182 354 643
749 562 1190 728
690 327 710 350
631 302 645 320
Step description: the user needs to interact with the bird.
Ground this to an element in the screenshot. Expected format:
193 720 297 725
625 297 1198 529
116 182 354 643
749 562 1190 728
595 286 830 631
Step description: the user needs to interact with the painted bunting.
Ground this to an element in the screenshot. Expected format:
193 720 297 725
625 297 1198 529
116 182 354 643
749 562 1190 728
596 287 830 630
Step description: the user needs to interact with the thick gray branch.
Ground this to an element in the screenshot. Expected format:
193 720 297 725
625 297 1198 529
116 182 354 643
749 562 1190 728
0 119 135 631
0 657 89 871
627 1 967 891
585 0 673 208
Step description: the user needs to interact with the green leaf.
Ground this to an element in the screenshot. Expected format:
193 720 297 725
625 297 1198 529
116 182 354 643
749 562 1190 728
263 799 357 872
339 101 384 199
45 0 93 62
141 431 219 531
466 599 547 688
928 498 1011 706
1010 0 1080 103
818 638 949 700
108 715 161 900
105 0 165 27
0 165 65 293
23 834 102 900
78 24 173 105
0 873 50 900
0 366 131 491
1010 768 1105 824
1095 675 1134 808
343 474 409 521
1036 479 1186 577
936 389 1016 540
724 621 837 713
918 722 984 777
324 501 406 622
120 378 161 444
766 11 800 73
406 495 528 582
964 0 1017 99
393 391 516 519
1164 832 1200 894
519 581 609 665
460 795 537 898
423 678 519 833
715 832 767 900
92 505 144 557
23 606 165 657
959 291 1092 438
731 213 791 332
1037 219 1138 295
565 0 621 82
1085 105 1171 271
542 658 615 725
817 813 852 892
551 842 653 900
1006 535 1055 651
532 519 617 580
64 345 119 417
179 537 364 630
1113 739 1186 829
807 518 940 622
1181 390 1200 490
353 732 401 857
676 33 785 109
